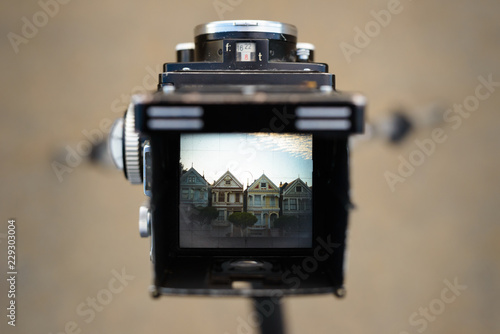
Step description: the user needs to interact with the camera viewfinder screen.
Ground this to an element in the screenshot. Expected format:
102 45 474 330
179 133 313 248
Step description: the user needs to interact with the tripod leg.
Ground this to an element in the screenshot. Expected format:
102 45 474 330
252 297 285 334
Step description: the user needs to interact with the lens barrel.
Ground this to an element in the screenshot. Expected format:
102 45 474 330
193 20 298 62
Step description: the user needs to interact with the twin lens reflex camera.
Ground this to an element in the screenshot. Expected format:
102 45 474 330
108 20 365 298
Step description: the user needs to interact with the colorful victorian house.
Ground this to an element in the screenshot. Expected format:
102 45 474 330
281 178 312 221
246 174 280 228
211 171 244 224
179 167 210 209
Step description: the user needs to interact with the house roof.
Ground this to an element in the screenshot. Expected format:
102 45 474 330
180 167 209 185
212 170 243 188
247 174 279 192
282 178 312 196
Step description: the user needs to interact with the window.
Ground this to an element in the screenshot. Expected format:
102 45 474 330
225 180 231 185
290 199 297 210
270 196 276 207
235 193 240 203
254 195 261 206
181 189 188 199
218 192 225 203
283 199 289 210
188 176 195 183
296 186 302 192
261 182 267 188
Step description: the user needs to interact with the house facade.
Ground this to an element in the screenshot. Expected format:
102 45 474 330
211 171 244 224
246 174 280 228
281 178 312 221
179 167 210 208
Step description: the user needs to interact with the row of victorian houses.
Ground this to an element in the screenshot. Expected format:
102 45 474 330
180 167 312 229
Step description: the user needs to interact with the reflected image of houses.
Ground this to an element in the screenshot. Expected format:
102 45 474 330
245 174 280 235
180 167 210 208
211 171 244 230
179 169 313 247
179 167 211 231
279 178 313 234
179 133 313 248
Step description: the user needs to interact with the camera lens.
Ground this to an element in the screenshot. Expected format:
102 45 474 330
194 20 297 37
193 20 298 62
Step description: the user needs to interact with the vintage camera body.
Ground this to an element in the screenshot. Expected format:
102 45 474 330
109 20 365 298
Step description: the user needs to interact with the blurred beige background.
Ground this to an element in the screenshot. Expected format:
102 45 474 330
1 0 499 333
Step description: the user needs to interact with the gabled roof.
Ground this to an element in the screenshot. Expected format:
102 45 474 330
180 167 209 186
212 170 243 188
282 178 312 196
247 174 279 192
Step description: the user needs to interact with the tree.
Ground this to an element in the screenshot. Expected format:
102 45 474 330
228 212 258 229
192 206 218 225
179 162 188 175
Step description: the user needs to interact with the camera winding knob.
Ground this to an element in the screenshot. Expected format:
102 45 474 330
124 103 142 184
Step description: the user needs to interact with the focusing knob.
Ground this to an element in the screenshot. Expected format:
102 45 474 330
108 117 124 170
124 103 142 184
